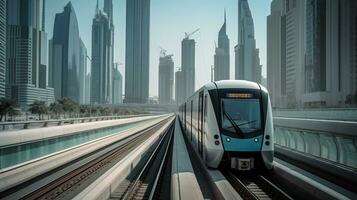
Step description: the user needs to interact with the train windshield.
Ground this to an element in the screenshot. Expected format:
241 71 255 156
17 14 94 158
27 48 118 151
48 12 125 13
221 98 261 135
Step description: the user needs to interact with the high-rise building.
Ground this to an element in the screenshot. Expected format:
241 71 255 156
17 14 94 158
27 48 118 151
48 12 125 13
124 0 150 104
91 2 113 104
79 39 88 104
175 69 184 105
0 0 5 98
181 38 195 99
112 63 123 104
214 11 230 81
158 54 174 104
303 0 326 107
267 0 305 108
50 2 82 103
6 0 54 109
303 0 357 107
267 0 286 108
235 0 261 83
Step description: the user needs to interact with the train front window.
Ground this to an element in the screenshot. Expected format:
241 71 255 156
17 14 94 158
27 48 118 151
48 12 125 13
221 98 261 135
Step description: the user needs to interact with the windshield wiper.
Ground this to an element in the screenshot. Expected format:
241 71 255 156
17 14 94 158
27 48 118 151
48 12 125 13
222 104 244 136
237 120 258 127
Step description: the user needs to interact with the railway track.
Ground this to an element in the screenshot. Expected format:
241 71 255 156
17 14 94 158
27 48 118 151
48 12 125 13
223 170 293 200
111 120 174 200
0 117 172 200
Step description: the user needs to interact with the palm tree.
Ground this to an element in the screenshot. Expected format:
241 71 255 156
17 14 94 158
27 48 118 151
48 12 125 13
58 97 79 118
0 98 18 121
29 101 48 120
49 102 63 119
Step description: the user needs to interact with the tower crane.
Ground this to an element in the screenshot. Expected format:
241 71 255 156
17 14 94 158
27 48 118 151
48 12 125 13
159 46 173 58
184 28 200 39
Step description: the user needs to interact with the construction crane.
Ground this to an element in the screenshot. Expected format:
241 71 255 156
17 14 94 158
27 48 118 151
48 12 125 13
184 28 200 39
159 46 173 58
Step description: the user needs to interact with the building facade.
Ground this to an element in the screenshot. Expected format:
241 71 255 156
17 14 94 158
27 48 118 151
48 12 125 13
235 0 261 83
79 39 89 104
158 54 174 104
268 0 357 108
181 38 195 100
6 0 54 109
49 2 82 103
124 0 150 103
112 63 123 104
175 69 184 105
0 0 5 98
91 2 113 104
303 0 357 107
214 11 230 81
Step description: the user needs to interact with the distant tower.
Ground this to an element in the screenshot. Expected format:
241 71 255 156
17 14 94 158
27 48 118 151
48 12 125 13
235 0 261 83
112 63 123 104
175 69 184 105
50 2 82 103
124 0 150 103
158 52 174 104
181 38 195 99
214 10 230 81
6 0 54 109
91 1 113 104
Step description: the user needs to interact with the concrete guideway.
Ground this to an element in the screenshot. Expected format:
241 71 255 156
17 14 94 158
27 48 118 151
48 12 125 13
273 159 357 200
0 114 152 131
173 117 242 200
0 115 173 199
73 116 175 200
171 118 204 200
0 115 167 170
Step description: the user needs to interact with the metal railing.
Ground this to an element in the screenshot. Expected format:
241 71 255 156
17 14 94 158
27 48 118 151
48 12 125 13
0 114 151 131
273 117 357 169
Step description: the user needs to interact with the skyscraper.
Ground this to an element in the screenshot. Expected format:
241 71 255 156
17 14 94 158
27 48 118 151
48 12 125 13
214 11 230 81
50 2 81 102
267 0 305 108
303 0 357 107
79 39 88 104
267 0 285 108
175 69 184 105
6 0 54 109
112 63 123 104
91 2 113 104
235 0 261 83
0 0 5 98
181 38 195 99
158 54 174 104
124 0 150 104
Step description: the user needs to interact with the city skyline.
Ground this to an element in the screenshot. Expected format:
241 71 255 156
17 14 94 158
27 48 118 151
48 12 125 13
45 0 270 97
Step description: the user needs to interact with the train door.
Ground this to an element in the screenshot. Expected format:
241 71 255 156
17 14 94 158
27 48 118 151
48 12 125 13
190 100 193 141
198 91 204 156
184 103 186 132
203 94 207 159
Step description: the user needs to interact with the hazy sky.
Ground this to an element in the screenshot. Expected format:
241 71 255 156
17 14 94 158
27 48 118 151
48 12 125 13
46 0 271 97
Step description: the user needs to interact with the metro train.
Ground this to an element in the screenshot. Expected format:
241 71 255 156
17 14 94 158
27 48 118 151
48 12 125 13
178 80 274 171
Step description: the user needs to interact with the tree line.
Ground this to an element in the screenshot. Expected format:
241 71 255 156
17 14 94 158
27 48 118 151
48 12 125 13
0 97 144 122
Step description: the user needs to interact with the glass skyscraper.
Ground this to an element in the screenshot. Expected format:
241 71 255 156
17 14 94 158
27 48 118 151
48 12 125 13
6 0 54 109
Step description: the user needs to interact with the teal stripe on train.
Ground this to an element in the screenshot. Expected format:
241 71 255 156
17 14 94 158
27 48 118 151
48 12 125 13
221 134 263 152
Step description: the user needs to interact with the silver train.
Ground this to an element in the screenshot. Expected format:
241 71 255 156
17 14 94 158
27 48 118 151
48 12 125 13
178 80 274 171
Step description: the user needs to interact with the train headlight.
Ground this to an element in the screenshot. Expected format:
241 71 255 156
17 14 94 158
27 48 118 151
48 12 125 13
214 134 219 139
254 138 259 143
226 138 231 142
215 141 220 145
